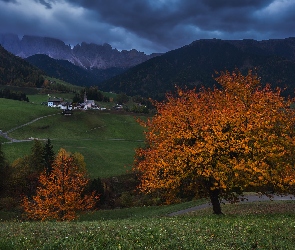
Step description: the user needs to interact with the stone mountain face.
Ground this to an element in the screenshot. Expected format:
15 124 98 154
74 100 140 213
0 33 160 70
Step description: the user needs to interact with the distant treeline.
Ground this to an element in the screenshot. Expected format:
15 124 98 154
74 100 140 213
43 79 78 93
0 88 29 102
73 87 110 103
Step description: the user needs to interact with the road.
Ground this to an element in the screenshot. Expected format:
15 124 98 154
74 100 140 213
0 113 58 143
167 194 295 216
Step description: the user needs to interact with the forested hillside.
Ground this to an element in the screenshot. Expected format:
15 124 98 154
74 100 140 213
0 45 44 87
25 54 126 87
99 39 295 100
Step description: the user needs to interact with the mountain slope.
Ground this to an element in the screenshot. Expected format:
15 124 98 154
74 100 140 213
0 45 44 87
25 54 126 87
99 38 295 99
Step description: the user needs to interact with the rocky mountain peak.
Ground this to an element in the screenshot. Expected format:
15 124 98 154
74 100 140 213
0 33 160 70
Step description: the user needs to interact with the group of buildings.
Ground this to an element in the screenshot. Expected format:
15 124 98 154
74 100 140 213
47 92 98 111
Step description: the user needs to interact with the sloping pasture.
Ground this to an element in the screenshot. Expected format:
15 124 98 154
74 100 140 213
1 99 146 178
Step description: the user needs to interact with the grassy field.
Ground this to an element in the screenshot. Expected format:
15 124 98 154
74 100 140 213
0 98 58 131
0 97 146 178
0 200 295 249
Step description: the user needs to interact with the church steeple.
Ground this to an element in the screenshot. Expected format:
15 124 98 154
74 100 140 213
84 91 87 103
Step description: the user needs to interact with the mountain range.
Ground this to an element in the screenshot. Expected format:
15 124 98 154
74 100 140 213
0 33 160 70
1 34 295 100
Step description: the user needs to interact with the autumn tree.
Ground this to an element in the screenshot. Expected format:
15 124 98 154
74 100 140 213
23 148 98 221
134 70 295 214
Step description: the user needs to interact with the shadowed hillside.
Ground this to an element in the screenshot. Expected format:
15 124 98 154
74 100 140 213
99 38 295 100
0 45 44 87
25 54 126 87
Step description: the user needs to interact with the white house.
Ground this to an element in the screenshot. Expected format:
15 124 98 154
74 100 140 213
59 102 72 110
48 97 63 107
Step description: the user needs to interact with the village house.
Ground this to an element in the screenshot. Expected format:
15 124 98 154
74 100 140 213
59 102 72 110
47 97 63 107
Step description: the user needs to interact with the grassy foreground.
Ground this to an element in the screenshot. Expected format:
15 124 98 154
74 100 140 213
1 201 295 249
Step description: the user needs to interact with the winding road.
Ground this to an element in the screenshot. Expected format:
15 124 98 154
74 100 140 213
168 194 295 216
0 113 58 143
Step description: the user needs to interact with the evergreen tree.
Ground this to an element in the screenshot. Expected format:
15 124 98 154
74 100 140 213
30 139 45 173
0 143 9 197
10 140 46 198
42 139 55 175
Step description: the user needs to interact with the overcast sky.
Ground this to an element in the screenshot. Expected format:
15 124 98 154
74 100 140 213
0 0 294 54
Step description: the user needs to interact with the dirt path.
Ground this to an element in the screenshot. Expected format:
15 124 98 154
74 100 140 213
0 113 58 143
167 194 295 216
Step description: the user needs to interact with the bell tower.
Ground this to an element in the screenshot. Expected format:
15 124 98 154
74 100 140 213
84 91 87 103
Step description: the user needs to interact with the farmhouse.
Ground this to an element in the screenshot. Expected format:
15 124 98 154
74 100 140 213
47 97 63 107
59 102 72 110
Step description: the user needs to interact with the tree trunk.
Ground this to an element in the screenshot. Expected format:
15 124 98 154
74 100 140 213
209 188 223 215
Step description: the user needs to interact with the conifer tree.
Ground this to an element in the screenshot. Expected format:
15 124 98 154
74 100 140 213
0 143 9 197
42 139 55 175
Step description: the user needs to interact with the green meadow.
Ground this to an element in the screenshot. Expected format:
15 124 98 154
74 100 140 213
0 96 146 178
0 98 58 132
1 201 295 249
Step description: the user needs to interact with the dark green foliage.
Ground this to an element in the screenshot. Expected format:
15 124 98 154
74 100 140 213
7 140 53 199
115 92 129 104
130 104 149 114
73 87 110 103
0 88 29 101
29 140 45 173
42 139 55 175
43 79 76 93
85 87 110 102
84 178 105 208
0 45 45 87
132 95 153 108
0 143 10 197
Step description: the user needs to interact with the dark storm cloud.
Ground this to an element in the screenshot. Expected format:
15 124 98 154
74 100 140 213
35 0 54 9
63 0 295 51
0 0 18 3
0 0 294 53
201 0 271 9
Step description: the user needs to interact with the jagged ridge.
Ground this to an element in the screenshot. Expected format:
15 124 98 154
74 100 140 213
0 33 161 70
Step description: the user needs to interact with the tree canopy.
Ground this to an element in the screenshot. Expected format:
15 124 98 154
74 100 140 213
134 70 295 214
23 148 98 221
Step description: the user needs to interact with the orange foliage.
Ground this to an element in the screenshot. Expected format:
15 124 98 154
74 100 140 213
134 70 295 209
23 148 98 221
